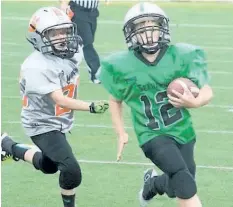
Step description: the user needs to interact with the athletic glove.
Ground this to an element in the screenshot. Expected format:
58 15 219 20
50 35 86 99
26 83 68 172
89 101 109 113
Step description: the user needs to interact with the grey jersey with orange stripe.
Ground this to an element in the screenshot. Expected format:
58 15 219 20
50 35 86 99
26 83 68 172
20 49 83 137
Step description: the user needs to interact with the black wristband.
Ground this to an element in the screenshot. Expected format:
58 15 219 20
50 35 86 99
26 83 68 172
89 102 96 113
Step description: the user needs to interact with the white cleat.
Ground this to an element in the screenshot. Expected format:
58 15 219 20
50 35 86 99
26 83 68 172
92 79 101 84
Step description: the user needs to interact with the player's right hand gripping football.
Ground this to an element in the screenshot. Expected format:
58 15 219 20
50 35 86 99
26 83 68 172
89 101 109 114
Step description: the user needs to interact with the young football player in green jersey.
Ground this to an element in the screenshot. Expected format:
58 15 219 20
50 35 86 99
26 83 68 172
99 2 213 207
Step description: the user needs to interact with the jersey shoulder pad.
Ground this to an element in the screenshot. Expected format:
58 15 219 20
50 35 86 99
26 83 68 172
21 51 61 74
21 51 61 82
169 43 206 64
21 51 62 95
21 51 47 71
101 50 130 72
171 43 203 56
102 50 129 64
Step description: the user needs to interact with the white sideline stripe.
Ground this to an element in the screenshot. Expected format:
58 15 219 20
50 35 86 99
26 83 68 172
0 96 232 108
77 159 233 171
3 121 233 134
204 46 233 50
2 96 21 98
209 71 233 74
2 17 233 29
207 60 233 63
2 42 22 46
206 104 233 109
5 134 233 171
212 86 233 90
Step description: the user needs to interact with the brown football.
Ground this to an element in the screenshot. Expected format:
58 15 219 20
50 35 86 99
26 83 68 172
167 78 200 98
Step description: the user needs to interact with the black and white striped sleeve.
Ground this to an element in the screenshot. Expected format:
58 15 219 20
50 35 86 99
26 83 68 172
72 0 99 9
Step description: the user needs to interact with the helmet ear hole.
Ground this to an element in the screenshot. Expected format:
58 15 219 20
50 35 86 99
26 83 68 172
157 17 164 26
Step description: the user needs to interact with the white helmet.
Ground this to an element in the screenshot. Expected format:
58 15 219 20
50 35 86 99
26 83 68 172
27 7 82 59
123 2 170 54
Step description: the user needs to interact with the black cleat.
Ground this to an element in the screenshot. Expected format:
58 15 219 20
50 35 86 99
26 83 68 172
139 168 158 207
1 151 13 162
1 133 19 161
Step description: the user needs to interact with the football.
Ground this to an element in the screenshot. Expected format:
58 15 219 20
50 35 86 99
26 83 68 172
167 78 200 98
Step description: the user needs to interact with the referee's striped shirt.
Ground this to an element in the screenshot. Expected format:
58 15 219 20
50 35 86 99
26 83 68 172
72 0 99 9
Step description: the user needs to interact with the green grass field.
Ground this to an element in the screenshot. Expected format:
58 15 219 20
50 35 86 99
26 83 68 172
1 1 233 207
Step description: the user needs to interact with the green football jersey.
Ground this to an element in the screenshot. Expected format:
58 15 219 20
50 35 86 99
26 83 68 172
99 43 209 146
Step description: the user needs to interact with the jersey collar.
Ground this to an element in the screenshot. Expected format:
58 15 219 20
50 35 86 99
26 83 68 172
134 45 168 66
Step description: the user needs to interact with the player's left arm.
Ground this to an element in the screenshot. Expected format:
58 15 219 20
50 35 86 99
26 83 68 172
59 0 74 19
194 84 213 107
169 84 213 108
169 47 213 108
59 0 69 11
188 48 213 107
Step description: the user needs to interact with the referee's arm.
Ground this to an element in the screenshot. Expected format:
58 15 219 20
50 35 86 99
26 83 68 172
59 0 69 12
